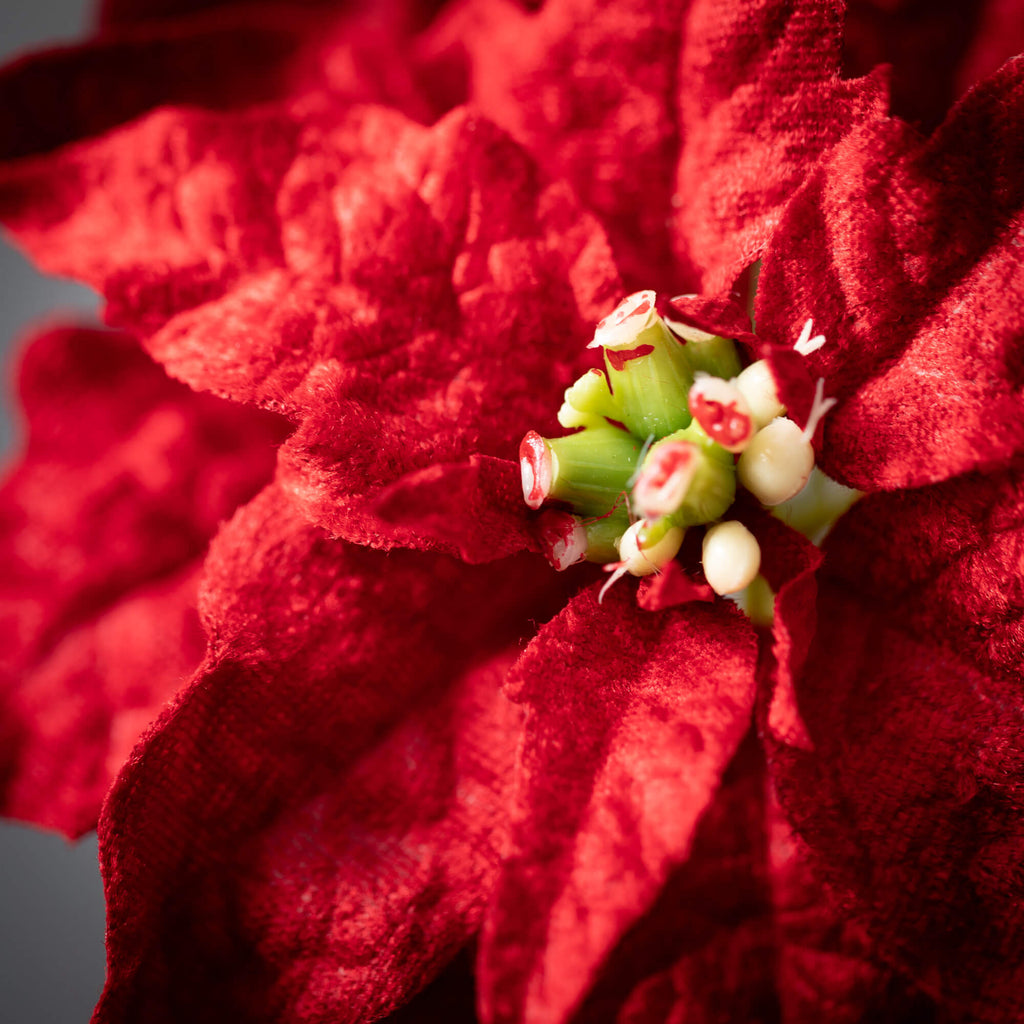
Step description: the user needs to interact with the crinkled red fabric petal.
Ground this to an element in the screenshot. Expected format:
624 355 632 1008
0 2 433 165
659 290 757 349
419 0 687 291
762 484 1024 1023
753 507 944 1020
478 582 758 1024
367 456 537 563
815 457 1024 704
419 0 886 294
95 483 568 1023
98 0 446 31
597 733 778 1024
746 504 822 752
0 566 202 840
766 790 936 1023
0 102 619 557
844 0 1024 130
0 326 282 836
746 506 916 1020
671 0 888 293
757 57 1024 491
636 559 714 611
0 105 303 315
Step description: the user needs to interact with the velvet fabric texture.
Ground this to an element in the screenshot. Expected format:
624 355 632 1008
1 1 1024 1022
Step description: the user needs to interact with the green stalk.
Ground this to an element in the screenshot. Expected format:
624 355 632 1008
602 319 693 439
582 510 631 562
646 421 736 527
545 426 643 516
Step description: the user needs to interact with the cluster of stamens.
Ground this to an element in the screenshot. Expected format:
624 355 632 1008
520 291 837 603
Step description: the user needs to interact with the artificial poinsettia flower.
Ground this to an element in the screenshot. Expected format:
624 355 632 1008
1 1 1023 1022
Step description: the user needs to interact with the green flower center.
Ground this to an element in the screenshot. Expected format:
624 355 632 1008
519 290 856 606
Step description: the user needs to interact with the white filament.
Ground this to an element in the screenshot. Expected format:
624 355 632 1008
794 318 826 356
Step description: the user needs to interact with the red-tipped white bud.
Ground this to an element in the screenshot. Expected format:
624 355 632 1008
702 521 761 595
617 519 684 577
687 376 755 452
537 511 587 571
589 290 658 348
734 360 785 429
737 417 814 506
519 430 555 509
633 441 699 518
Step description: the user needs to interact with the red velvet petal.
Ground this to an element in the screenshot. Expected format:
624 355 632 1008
0 326 282 836
0 4 430 165
367 456 537 563
818 459 1024 693
0 566 204 839
99 0 354 26
672 0 888 294
479 582 758 1024
756 58 1024 490
636 559 714 611
598 733 779 1024
767 791 936 1022
843 0 1024 131
763 486 1024 1022
98 0 444 31
0 105 302 316
418 0 688 291
658 291 757 350
1 100 620 552
748 505 822 752
95 484 565 1023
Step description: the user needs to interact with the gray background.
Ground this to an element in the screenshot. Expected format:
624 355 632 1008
1 1 109 1021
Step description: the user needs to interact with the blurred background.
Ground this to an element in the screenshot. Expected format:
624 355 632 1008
0 1 107 1021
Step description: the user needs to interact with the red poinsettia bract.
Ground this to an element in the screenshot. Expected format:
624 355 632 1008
1 1 1024 1022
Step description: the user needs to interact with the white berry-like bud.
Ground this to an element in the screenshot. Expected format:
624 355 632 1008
617 519 684 577
737 417 814 506
702 521 762 596
735 360 785 430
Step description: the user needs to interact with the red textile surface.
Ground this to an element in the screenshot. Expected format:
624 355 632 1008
637 559 715 610
0 101 619 558
670 0 886 294
95 484 569 1023
759 473 1024 1021
0 3 436 165
756 58 1024 491
0 0 1022 1021
420 0 885 294
844 0 1024 130
606 733 778 1024
0 0 887 297
480 585 758 1022
0 327 283 836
